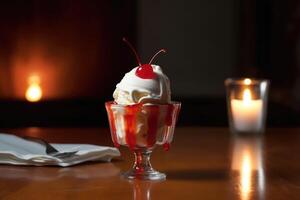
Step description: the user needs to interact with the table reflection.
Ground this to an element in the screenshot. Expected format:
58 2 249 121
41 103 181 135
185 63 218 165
231 135 265 200
0 163 120 181
128 180 160 200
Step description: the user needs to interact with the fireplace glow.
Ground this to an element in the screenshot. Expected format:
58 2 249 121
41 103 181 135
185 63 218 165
25 75 42 102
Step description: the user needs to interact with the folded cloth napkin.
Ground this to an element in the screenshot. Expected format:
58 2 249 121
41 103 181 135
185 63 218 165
0 133 120 167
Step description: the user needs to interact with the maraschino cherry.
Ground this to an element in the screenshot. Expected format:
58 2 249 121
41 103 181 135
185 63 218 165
123 37 166 79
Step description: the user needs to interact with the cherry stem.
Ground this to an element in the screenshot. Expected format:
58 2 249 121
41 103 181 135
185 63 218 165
123 37 142 66
149 49 167 64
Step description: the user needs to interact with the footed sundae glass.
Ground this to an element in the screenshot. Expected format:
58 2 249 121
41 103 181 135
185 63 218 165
105 101 181 180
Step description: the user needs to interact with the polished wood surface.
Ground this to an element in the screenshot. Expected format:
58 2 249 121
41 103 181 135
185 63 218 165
0 127 300 199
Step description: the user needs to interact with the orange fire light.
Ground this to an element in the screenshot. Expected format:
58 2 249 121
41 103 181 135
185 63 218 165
25 75 42 102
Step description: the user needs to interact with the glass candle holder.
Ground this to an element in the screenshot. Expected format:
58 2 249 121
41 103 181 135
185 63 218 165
225 78 269 134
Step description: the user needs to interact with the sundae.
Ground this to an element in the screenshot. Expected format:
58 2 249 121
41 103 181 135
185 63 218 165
106 38 180 151
105 38 180 180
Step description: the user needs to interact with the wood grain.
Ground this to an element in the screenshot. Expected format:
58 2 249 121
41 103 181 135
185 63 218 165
0 127 300 200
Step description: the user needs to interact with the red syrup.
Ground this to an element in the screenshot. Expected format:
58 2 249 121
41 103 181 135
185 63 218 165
106 103 120 148
124 104 142 150
123 104 174 150
146 106 160 147
109 102 180 151
165 104 175 126
163 104 181 151
163 142 170 151
161 104 175 151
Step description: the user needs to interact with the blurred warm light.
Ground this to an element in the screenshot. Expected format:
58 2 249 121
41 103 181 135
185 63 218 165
240 151 252 200
11 44 60 100
25 75 42 102
244 78 252 85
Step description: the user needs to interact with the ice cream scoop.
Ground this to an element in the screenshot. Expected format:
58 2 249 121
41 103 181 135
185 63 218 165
113 65 171 105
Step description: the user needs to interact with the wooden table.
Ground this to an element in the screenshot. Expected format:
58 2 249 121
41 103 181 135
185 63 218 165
0 127 299 199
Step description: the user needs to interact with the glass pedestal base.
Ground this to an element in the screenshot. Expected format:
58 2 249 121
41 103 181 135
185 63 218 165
122 149 166 181
122 169 166 181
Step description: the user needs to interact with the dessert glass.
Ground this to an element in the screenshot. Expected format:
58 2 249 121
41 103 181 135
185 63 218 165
105 101 181 180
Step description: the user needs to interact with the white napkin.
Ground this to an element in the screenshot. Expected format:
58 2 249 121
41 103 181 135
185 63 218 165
0 133 120 167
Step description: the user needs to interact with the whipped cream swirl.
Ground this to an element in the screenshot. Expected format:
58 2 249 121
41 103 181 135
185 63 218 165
113 65 171 104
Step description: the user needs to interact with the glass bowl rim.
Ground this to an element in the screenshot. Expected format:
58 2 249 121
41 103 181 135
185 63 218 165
105 101 181 108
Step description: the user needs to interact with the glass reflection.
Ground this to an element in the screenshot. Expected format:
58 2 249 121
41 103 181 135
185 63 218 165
231 135 265 200
129 180 160 200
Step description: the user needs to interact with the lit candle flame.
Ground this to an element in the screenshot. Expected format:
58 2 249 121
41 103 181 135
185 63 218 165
25 75 42 102
243 89 252 105
244 78 252 85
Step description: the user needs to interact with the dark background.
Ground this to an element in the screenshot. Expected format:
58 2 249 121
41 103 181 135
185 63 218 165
0 0 299 127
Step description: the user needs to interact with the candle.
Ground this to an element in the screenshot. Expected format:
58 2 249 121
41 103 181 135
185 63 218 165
225 78 269 134
231 88 263 132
